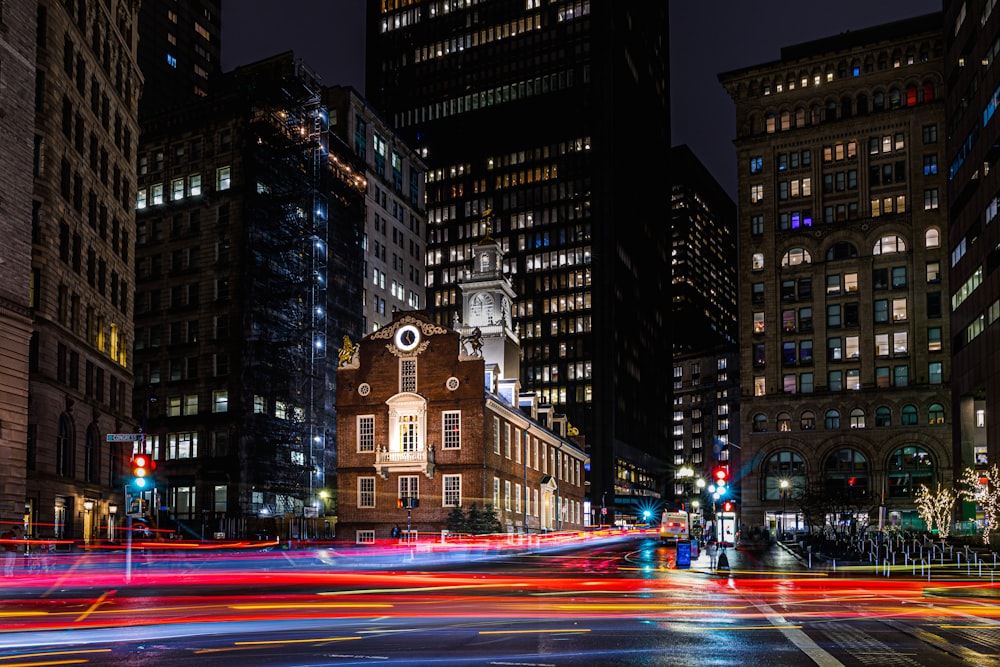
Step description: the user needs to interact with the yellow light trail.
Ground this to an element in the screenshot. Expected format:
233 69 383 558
0 648 111 667
75 591 113 623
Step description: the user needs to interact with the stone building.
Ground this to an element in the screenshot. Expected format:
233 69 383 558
719 13 952 534
0 0 37 529
335 233 588 542
26 0 142 542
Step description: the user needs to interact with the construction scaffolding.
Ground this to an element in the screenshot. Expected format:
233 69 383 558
239 59 364 533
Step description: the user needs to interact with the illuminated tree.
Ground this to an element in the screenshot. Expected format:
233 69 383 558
958 465 1000 545
914 482 956 540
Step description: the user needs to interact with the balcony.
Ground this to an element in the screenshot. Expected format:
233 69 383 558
375 445 436 479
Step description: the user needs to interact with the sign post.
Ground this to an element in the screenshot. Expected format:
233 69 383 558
106 433 143 583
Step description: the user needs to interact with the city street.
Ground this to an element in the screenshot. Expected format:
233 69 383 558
1 532 1000 665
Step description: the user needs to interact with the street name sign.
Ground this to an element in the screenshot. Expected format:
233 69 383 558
106 433 144 442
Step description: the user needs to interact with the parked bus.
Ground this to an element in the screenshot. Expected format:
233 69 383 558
660 510 689 544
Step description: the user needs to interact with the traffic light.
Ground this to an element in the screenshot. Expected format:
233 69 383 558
131 454 154 489
722 501 734 512
713 467 728 486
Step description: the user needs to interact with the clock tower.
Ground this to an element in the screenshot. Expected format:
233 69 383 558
457 218 521 399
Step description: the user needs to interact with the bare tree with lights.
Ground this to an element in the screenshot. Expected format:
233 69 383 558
914 482 956 541
958 465 1000 545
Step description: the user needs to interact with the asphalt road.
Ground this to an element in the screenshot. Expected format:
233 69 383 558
1 533 999 666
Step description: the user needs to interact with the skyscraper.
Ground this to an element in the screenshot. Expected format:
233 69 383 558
720 13 952 533
323 86 428 335
137 0 221 118
133 53 366 536
945 1 1000 491
26 0 142 540
365 1 670 521
669 145 740 516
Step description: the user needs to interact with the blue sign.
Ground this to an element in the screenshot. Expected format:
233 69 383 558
676 540 691 568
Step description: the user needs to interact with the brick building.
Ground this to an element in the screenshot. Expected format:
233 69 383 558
335 233 588 543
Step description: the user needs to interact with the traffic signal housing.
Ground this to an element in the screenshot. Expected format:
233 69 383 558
722 501 734 513
713 466 728 486
131 454 154 489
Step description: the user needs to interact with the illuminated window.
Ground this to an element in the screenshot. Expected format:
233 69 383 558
216 166 231 191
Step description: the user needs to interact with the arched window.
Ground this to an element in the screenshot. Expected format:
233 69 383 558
777 412 792 432
825 100 837 121
795 107 806 127
857 93 869 115
929 403 945 424
753 413 768 433
824 409 841 429
873 90 885 111
780 110 791 131
85 424 100 484
873 235 906 255
752 253 764 271
800 410 816 430
923 81 935 102
850 408 866 429
901 404 918 426
840 95 852 118
764 451 806 500
887 445 934 498
766 113 776 134
906 84 918 107
824 448 868 498
925 227 940 248
781 247 812 266
875 406 892 427
810 105 822 124
889 87 901 108
826 241 858 261
56 414 73 477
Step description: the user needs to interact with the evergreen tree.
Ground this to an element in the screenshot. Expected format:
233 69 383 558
466 502 485 534
480 503 502 533
446 503 468 534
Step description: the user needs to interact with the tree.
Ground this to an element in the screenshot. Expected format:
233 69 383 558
958 465 1000 545
466 502 484 534
479 503 502 533
914 482 956 540
446 504 468 534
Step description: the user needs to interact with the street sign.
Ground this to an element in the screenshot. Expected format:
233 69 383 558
107 433 144 442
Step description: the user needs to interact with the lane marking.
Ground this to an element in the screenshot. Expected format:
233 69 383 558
750 600 845 667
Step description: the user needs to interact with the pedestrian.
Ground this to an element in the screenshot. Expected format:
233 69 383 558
3 526 20 577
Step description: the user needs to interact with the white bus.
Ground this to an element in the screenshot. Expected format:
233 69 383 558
659 511 689 543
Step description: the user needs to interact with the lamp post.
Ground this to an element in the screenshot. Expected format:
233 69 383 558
779 479 790 540
83 499 95 545
107 503 118 542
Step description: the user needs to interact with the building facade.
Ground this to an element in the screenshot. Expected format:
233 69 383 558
365 0 671 522
323 86 428 335
133 53 366 538
0 0 37 528
945 0 1000 507
137 0 221 118
720 13 953 534
669 145 741 518
25 0 142 542
334 310 588 543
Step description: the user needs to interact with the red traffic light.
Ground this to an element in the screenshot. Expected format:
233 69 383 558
713 467 728 483
131 454 155 488
722 501 734 512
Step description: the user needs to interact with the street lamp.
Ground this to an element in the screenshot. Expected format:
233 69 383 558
108 503 118 542
83 499 95 545
779 479 790 540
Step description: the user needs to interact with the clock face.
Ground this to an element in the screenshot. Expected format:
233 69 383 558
395 324 421 352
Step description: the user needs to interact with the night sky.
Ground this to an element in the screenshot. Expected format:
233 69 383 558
221 0 942 198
